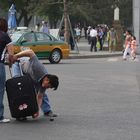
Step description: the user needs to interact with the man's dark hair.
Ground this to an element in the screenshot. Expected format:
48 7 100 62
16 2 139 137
46 74 59 90
92 26 95 29
126 30 132 35
0 18 8 32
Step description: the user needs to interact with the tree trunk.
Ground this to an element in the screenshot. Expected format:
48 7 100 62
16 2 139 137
23 12 32 27
63 0 69 43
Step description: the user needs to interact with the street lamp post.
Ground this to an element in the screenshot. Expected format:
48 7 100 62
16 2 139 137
113 6 123 51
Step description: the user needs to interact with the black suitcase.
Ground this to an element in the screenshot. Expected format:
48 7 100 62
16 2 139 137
6 74 38 119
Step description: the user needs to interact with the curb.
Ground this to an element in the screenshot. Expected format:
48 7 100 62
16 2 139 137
68 52 123 59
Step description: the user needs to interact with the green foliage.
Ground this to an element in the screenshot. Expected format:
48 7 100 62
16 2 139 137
0 0 132 28
119 0 132 28
68 0 132 28
37 0 63 28
68 0 114 26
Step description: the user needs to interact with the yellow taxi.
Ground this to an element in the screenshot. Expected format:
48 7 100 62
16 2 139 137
11 30 70 64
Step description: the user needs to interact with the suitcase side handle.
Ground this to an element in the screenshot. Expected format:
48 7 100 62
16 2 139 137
9 61 24 78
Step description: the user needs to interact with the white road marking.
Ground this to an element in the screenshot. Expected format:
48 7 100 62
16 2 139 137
107 58 119 62
107 57 139 62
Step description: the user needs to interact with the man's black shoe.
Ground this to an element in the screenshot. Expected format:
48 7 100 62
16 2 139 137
44 111 58 117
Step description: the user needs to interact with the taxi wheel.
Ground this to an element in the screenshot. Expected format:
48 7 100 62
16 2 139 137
49 49 62 64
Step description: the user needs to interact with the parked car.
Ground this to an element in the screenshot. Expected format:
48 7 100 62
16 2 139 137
11 30 70 64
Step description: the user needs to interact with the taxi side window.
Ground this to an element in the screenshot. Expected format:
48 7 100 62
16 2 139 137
22 33 35 42
36 33 52 42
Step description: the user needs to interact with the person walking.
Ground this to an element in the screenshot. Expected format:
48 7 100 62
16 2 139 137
89 26 97 52
84 26 88 39
87 26 91 44
0 18 14 123
97 27 104 51
35 23 40 32
108 28 117 52
123 30 132 60
131 35 137 60
40 21 50 34
74 26 81 43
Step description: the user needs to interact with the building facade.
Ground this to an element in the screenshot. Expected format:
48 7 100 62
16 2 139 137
133 0 140 44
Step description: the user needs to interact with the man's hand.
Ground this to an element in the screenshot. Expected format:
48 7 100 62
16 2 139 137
8 54 18 67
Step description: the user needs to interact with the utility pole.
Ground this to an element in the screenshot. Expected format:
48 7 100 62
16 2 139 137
63 0 69 43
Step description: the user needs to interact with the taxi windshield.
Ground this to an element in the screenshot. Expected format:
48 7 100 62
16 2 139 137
11 32 23 42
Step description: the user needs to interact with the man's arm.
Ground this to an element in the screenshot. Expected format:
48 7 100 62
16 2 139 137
37 92 43 108
7 43 14 56
13 49 35 62
6 43 14 67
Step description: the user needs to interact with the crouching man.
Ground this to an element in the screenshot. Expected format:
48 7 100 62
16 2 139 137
11 49 59 120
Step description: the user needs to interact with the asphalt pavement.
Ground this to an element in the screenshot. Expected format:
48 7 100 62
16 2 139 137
3 57 140 140
0 38 132 140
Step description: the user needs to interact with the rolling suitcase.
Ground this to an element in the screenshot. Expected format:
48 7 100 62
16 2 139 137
5 63 38 119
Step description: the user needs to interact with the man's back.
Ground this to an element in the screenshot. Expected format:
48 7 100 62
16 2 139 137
90 29 97 37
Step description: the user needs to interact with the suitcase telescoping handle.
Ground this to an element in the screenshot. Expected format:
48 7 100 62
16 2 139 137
9 66 12 78
9 60 24 78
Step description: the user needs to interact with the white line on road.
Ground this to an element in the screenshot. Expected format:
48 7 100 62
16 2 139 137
107 57 139 62
107 58 119 62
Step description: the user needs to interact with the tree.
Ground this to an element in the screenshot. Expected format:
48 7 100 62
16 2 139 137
67 0 115 27
1 0 42 26
118 0 132 28
0 0 132 29
37 0 63 28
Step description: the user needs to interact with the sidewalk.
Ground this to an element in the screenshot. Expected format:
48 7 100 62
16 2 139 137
69 38 123 59
69 51 122 59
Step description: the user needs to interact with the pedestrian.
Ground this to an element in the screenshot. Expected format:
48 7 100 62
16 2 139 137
69 34 75 50
74 26 81 42
131 35 137 60
123 30 132 60
97 27 104 51
89 26 97 52
84 26 88 39
108 28 117 52
40 21 50 34
87 26 91 44
0 18 14 123
11 49 59 120
59 26 65 41
35 23 40 32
